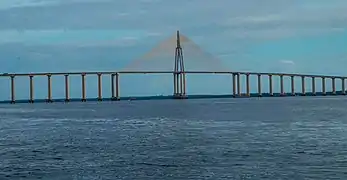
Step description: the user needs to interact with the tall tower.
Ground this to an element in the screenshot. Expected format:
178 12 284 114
173 30 187 98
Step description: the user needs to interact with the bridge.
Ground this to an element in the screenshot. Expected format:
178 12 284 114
1 31 346 104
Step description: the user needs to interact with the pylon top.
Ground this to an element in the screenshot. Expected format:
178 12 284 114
176 30 181 48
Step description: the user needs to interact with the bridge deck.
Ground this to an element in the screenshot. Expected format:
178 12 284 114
0 71 345 79
0 70 345 104
0 91 344 104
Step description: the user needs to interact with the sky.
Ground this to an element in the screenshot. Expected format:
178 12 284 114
0 0 347 100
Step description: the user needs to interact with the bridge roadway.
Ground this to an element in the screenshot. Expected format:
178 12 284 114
0 70 346 104
1 70 347 78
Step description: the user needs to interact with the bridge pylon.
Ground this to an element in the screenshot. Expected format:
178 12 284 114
173 30 187 99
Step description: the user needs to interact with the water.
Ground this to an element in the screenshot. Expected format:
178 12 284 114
1 97 347 179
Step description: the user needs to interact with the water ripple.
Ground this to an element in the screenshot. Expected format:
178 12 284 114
0 98 347 179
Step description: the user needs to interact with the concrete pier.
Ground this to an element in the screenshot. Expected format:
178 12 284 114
111 74 115 99
246 73 250 97
257 74 262 97
64 75 69 102
312 77 316 95
342 78 345 95
173 73 177 96
97 73 102 101
81 74 86 102
47 74 52 102
301 76 305 96
232 73 236 97
10 75 15 103
280 75 284 96
269 75 273 96
291 76 295 96
183 72 186 96
111 73 120 100
115 73 120 100
322 77 326 95
237 73 241 96
29 75 34 103
180 72 183 96
332 77 336 95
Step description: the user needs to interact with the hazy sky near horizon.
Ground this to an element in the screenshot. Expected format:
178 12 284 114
0 0 347 99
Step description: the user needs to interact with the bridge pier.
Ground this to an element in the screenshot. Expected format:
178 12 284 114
180 73 184 97
257 74 262 97
301 76 305 96
183 72 186 96
47 74 53 103
232 73 236 97
312 77 316 95
291 76 295 96
111 74 115 100
181 72 186 99
81 74 86 102
116 73 120 100
269 75 273 96
322 77 326 95
332 77 336 95
10 75 15 104
97 73 102 101
246 73 250 97
29 75 34 103
111 74 115 99
237 73 241 96
173 72 177 96
280 75 284 96
111 73 120 100
173 72 187 99
342 78 346 95
64 75 70 102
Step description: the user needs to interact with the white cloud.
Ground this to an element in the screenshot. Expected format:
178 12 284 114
0 0 346 47
226 14 282 25
0 0 54 9
216 1 347 40
0 0 113 9
280 60 295 65
0 29 151 46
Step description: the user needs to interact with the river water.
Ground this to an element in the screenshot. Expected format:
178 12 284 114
0 97 347 179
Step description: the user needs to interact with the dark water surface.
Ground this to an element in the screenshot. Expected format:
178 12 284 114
1 97 347 179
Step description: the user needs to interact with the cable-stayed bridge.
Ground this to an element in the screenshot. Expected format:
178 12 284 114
0 31 346 104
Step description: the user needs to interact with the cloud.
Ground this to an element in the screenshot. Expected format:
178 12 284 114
280 60 295 65
215 1 347 40
225 14 282 25
267 60 296 73
0 0 55 9
0 29 154 46
74 36 141 48
0 0 113 9
0 0 345 45
0 0 345 48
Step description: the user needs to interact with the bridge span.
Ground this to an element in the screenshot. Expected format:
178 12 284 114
1 31 346 104
0 70 346 104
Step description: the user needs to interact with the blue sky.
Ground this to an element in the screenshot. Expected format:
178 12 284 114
0 0 347 100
